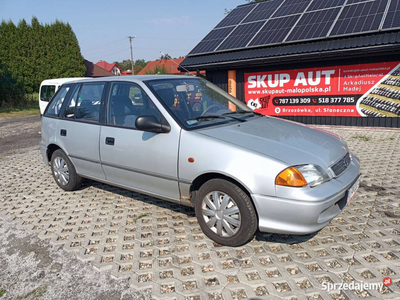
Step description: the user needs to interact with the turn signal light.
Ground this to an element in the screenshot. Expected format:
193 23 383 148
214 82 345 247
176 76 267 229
276 167 308 187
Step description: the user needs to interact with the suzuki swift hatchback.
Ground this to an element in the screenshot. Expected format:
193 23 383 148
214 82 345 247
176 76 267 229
40 75 361 246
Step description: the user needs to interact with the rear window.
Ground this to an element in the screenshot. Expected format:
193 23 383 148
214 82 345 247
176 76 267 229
62 83 105 123
44 85 71 117
40 85 56 102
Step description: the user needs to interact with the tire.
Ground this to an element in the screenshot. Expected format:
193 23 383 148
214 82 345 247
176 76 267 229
50 149 82 191
194 178 257 247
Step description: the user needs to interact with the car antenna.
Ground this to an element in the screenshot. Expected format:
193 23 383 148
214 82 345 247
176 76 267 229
160 51 196 77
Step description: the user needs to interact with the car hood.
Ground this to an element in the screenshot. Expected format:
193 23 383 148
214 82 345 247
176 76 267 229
198 116 348 169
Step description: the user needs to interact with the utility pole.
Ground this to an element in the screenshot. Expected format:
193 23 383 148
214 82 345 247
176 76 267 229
128 36 136 75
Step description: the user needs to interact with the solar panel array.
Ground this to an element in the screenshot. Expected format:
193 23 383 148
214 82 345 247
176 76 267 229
189 0 400 55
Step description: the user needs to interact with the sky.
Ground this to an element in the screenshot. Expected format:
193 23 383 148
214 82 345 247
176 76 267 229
0 0 246 64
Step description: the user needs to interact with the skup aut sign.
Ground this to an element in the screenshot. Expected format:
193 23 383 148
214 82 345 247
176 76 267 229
245 62 400 117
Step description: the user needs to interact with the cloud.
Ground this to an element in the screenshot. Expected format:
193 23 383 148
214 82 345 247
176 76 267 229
149 15 189 25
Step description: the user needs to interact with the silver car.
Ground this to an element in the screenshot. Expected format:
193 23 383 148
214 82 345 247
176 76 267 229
40 75 361 246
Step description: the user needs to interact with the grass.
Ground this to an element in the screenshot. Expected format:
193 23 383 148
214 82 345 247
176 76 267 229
352 134 370 142
134 213 148 223
0 93 40 119
14 285 47 300
0 289 6 297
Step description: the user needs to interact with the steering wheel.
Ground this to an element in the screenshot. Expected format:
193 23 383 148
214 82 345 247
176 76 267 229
201 104 220 116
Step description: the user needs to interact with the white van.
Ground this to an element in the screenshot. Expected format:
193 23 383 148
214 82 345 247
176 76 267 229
39 78 86 114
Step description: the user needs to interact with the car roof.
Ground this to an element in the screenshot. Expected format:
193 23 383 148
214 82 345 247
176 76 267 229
40 77 87 85
64 75 196 84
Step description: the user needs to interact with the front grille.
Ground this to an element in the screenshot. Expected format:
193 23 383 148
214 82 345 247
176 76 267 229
331 152 351 177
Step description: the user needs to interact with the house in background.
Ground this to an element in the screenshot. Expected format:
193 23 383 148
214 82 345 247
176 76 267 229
84 60 115 77
96 61 123 76
137 58 186 75
121 69 132 76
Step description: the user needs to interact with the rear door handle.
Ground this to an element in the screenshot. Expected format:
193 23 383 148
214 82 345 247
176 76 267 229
60 129 67 136
105 137 115 146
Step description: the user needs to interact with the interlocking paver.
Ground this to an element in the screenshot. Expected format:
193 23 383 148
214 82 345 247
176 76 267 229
1 127 400 299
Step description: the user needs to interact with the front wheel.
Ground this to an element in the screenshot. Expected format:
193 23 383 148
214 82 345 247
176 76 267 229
51 149 82 191
194 178 258 247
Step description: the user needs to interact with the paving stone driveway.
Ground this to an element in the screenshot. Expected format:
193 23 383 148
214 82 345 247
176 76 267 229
0 127 399 300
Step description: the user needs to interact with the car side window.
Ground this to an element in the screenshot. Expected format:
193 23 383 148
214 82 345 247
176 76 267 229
63 84 81 119
44 85 71 117
75 83 105 122
108 82 161 128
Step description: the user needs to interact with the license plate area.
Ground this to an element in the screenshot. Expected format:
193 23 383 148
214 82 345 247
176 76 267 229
347 175 361 203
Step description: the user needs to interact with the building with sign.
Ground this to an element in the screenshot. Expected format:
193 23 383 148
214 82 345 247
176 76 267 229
180 0 400 127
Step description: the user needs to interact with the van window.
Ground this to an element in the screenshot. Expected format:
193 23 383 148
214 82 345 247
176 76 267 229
108 82 161 128
44 85 71 117
75 83 105 122
40 85 56 101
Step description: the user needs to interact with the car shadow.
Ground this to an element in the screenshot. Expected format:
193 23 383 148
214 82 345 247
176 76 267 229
81 179 318 246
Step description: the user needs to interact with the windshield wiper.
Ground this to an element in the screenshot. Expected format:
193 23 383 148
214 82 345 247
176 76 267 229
222 111 257 122
185 115 226 122
223 111 265 117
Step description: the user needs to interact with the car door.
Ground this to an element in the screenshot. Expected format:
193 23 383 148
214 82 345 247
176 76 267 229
56 82 106 180
99 81 180 201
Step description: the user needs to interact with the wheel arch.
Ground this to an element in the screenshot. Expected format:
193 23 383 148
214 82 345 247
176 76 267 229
46 143 63 163
189 172 254 208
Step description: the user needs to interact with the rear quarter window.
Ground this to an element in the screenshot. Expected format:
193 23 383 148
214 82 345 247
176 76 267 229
44 85 71 117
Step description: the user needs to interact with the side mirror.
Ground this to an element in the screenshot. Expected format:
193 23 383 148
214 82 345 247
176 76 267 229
135 115 170 133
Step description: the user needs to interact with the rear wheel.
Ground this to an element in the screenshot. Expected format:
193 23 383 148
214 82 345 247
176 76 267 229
194 178 257 247
51 149 82 191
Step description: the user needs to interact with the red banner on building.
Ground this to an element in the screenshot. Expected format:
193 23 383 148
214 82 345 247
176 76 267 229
245 62 400 117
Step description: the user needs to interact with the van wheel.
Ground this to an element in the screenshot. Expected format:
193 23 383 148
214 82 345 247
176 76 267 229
51 149 82 191
194 178 257 247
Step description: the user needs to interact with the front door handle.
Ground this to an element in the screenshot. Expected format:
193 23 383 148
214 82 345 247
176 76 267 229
60 129 67 136
105 137 115 146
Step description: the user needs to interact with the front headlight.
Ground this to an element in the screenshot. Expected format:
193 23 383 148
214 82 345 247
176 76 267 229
276 164 331 187
296 164 331 187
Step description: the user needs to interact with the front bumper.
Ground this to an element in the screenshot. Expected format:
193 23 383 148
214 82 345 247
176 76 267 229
251 155 361 235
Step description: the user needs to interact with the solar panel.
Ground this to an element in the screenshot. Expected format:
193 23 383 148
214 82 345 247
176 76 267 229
382 0 400 29
216 21 265 51
241 0 281 23
248 15 300 46
330 0 387 35
307 0 345 11
188 27 235 55
286 7 341 42
215 5 254 28
188 0 398 56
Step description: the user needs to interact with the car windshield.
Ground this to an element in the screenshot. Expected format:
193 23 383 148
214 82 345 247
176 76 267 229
145 77 256 129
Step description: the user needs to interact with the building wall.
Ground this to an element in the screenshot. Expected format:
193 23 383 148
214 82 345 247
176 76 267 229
206 53 400 128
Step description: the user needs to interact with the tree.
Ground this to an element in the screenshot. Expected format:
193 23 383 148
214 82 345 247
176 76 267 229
0 17 85 94
114 59 132 71
159 53 172 60
114 58 148 74
134 59 147 75
145 65 170 75
0 58 25 107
